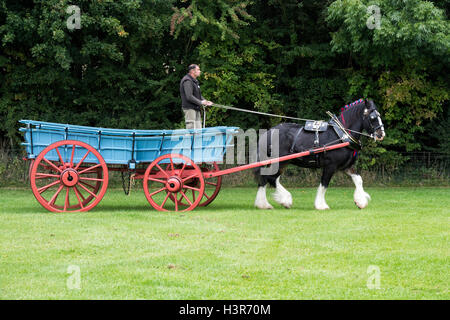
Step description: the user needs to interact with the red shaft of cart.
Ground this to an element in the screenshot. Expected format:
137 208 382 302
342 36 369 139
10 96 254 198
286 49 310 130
203 142 351 178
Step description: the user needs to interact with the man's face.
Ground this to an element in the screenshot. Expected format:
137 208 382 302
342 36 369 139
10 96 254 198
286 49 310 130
191 66 201 78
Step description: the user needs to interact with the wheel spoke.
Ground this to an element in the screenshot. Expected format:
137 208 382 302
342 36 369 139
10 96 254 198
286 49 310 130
205 181 218 186
64 187 70 211
78 183 98 199
170 157 174 173
148 177 167 184
73 186 84 209
35 173 60 179
74 186 86 201
79 177 104 182
155 163 170 178
149 187 166 198
70 145 76 167
179 161 188 177
74 150 90 170
78 163 102 175
182 174 198 183
43 157 62 173
183 185 201 192
161 192 170 209
174 193 179 211
37 180 61 194
80 180 96 190
48 185 64 206
55 147 64 165
203 192 211 200
180 191 192 206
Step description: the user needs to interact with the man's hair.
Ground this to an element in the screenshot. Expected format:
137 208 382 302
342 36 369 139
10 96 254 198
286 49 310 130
188 64 199 72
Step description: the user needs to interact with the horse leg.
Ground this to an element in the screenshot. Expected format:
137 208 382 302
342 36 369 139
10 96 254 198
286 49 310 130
254 169 274 210
255 184 274 209
272 175 292 209
315 167 335 210
345 167 371 209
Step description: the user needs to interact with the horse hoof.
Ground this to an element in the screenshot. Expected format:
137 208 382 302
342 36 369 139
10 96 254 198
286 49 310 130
315 205 330 210
354 195 370 209
255 203 274 210
272 191 292 209
354 191 370 209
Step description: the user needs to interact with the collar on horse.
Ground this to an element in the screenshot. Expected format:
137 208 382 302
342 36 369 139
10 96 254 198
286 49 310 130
326 111 362 150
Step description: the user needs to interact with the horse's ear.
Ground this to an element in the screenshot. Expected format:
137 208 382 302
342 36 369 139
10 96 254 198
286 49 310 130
363 100 370 115
364 98 373 111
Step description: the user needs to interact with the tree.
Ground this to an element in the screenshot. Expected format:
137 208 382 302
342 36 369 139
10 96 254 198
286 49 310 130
327 0 449 151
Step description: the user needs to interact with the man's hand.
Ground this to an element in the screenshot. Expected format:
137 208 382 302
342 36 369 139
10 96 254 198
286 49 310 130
202 100 214 106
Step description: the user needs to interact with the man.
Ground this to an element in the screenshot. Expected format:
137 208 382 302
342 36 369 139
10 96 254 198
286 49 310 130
180 64 213 129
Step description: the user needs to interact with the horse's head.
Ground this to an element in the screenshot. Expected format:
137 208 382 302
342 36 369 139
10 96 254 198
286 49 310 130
363 100 385 141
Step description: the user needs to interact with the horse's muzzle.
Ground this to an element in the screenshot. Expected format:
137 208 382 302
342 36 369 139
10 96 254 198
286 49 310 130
375 129 385 141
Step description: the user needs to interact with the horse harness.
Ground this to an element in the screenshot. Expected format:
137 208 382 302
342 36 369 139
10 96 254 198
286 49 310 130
289 116 362 167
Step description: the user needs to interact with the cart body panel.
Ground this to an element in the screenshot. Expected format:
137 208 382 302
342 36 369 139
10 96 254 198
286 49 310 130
19 120 239 165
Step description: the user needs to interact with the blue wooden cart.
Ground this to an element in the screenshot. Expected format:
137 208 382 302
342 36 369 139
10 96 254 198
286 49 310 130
20 120 239 212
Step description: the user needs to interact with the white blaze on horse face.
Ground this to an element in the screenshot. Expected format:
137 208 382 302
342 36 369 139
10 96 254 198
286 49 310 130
314 184 329 210
346 170 371 209
377 115 385 141
255 185 273 209
272 177 292 209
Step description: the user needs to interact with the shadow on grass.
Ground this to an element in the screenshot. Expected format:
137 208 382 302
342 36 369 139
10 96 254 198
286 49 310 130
1 200 361 215
93 204 156 212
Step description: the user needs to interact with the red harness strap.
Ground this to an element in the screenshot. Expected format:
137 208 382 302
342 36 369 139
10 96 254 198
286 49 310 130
340 113 346 128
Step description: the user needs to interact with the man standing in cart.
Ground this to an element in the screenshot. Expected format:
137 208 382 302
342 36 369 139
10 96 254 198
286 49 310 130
180 64 213 129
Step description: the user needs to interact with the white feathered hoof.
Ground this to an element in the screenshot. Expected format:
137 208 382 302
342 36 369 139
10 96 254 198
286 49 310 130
272 191 292 209
354 191 371 209
255 202 274 210
315 203 330 210
314 184 329 210
254 186 274 209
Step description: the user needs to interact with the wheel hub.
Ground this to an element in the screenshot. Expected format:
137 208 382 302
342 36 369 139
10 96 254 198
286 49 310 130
166 176 182 192
61 169 79 187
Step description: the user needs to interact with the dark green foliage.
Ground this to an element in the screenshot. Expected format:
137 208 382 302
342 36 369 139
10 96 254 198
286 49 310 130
0 0 449 172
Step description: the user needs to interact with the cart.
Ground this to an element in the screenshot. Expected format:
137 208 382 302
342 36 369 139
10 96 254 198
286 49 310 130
20 120 350 212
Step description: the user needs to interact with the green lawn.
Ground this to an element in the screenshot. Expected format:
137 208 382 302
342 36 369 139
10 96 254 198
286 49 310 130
0 187 448 299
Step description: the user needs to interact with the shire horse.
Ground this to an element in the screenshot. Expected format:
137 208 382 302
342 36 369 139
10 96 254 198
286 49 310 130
254 99 385 210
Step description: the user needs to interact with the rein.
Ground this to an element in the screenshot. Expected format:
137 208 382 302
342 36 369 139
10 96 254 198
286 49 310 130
211 103 317 122
210 103 375 141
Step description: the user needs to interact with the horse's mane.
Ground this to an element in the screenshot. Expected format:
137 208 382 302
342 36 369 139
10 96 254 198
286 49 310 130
340 99 365 115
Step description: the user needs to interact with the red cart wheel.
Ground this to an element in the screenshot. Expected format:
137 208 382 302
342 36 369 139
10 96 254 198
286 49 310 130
29 140 108 212
143 153 205 212
167 162 222 207
199 162 222 206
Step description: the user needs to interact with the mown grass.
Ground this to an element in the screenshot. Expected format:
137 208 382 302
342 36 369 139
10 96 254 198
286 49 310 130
0 186 448 299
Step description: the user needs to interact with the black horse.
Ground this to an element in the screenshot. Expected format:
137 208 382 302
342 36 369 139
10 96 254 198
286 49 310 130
254 99 385 210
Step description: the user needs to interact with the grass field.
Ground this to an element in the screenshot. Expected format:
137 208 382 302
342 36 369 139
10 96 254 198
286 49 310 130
0 186 448 300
